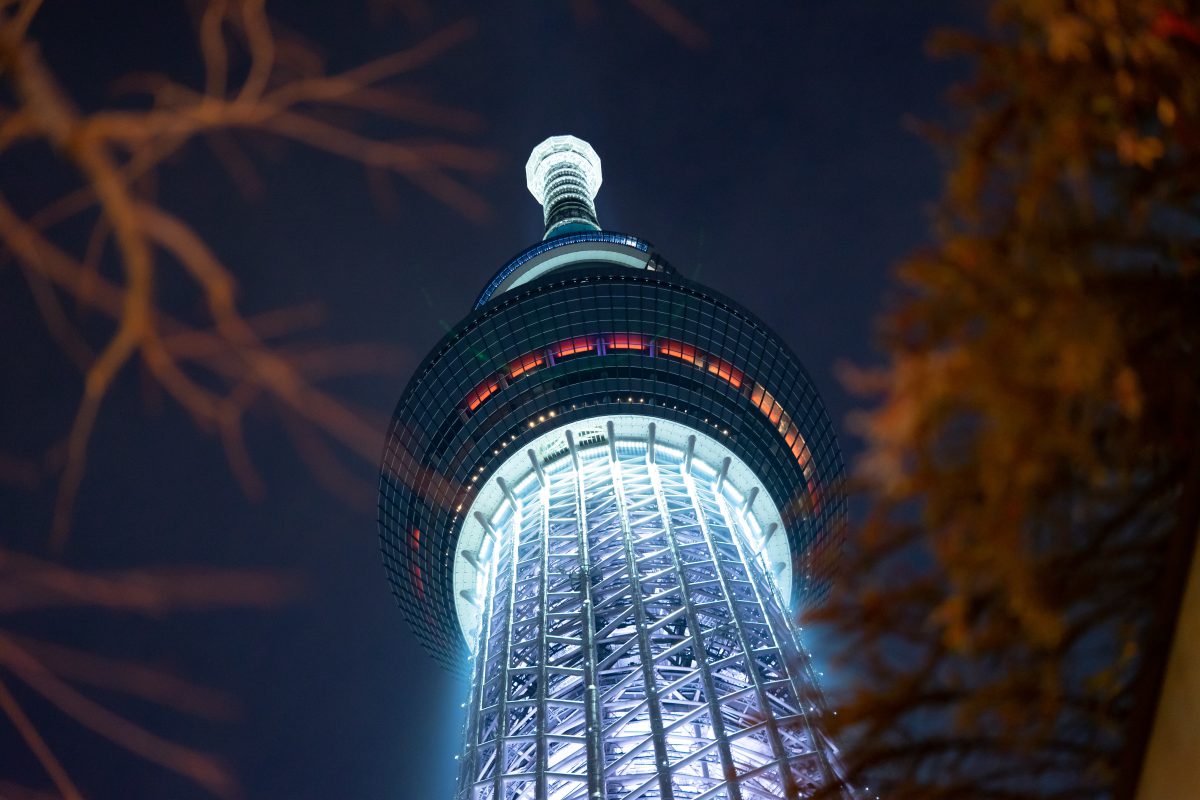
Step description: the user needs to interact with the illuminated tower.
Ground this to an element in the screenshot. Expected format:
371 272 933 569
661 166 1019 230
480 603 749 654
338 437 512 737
379 136 847 799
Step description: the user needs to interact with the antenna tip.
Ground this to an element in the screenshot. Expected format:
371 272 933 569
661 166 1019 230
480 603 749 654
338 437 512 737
525 135 603 205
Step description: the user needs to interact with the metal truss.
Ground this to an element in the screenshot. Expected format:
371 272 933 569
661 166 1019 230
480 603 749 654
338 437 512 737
456 425 841 800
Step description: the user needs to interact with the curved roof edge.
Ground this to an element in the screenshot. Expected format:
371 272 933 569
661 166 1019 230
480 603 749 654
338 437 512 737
473 231 661 309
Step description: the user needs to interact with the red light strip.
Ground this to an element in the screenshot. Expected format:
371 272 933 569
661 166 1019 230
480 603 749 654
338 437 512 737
457 333 819 495
508 352 544 378
658 338 700 366
551 336 596 358
607 333 650 351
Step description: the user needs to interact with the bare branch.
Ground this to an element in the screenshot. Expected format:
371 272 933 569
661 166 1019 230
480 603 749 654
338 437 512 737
0 634 236 797
0 548 301 614
0 3 481 548
4 634 237 720
0 675 83 800
626 0 708 48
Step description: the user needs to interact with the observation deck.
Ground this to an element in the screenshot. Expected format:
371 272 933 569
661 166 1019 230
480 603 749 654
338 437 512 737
379 199 844 670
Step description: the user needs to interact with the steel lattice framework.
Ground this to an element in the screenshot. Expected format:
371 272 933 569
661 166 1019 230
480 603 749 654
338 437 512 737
458 422 839 800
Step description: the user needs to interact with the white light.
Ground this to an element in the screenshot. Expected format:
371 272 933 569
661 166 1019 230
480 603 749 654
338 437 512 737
525 135 603 237
525 135 602 203
452 415 793 647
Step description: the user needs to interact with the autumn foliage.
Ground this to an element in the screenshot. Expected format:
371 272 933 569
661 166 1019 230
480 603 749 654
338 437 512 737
817 2 1200 797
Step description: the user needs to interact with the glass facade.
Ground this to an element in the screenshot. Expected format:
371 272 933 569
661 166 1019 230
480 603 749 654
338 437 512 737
380 265 846 671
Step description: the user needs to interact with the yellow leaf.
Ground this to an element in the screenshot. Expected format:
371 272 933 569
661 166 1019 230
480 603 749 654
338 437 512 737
1114 366 1143 419
1157 96 1177 126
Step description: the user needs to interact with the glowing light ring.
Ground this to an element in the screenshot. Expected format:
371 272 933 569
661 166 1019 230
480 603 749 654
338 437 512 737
453 415 792 644
458 333 816 482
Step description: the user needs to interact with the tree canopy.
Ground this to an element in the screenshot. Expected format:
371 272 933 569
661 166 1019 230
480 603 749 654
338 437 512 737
819 2 1200 797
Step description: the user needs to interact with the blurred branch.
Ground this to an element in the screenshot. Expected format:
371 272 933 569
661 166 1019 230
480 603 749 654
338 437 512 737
0 2 486 795
0 633 235 796
0 545 300 797
569 0 707 48
4 634 237 719
0 675 83 800
626 0 708 48
0 547 301 614
0 0 483 548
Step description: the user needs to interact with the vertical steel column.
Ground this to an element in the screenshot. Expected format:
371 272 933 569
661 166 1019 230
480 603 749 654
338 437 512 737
460 561 491 800
536 474 551 800
571 450 606 800
683 466 802 799
716 490 836 789
493 494 523 800
608 449 676 800
647 458 743 800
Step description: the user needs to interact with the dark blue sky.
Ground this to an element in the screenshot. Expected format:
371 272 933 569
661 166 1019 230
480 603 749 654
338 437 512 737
1 2 972 798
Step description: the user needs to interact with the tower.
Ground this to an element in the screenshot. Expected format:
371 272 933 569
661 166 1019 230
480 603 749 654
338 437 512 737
379 136 847 799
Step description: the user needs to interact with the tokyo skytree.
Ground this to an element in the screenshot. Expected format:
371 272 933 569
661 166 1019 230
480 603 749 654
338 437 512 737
379 135 847 800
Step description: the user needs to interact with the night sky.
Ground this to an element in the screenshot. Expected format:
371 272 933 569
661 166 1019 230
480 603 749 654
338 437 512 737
2 2 972 798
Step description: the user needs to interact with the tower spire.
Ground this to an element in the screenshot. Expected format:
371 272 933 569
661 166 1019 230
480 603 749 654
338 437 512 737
525 135 603 239
380 133 849 800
